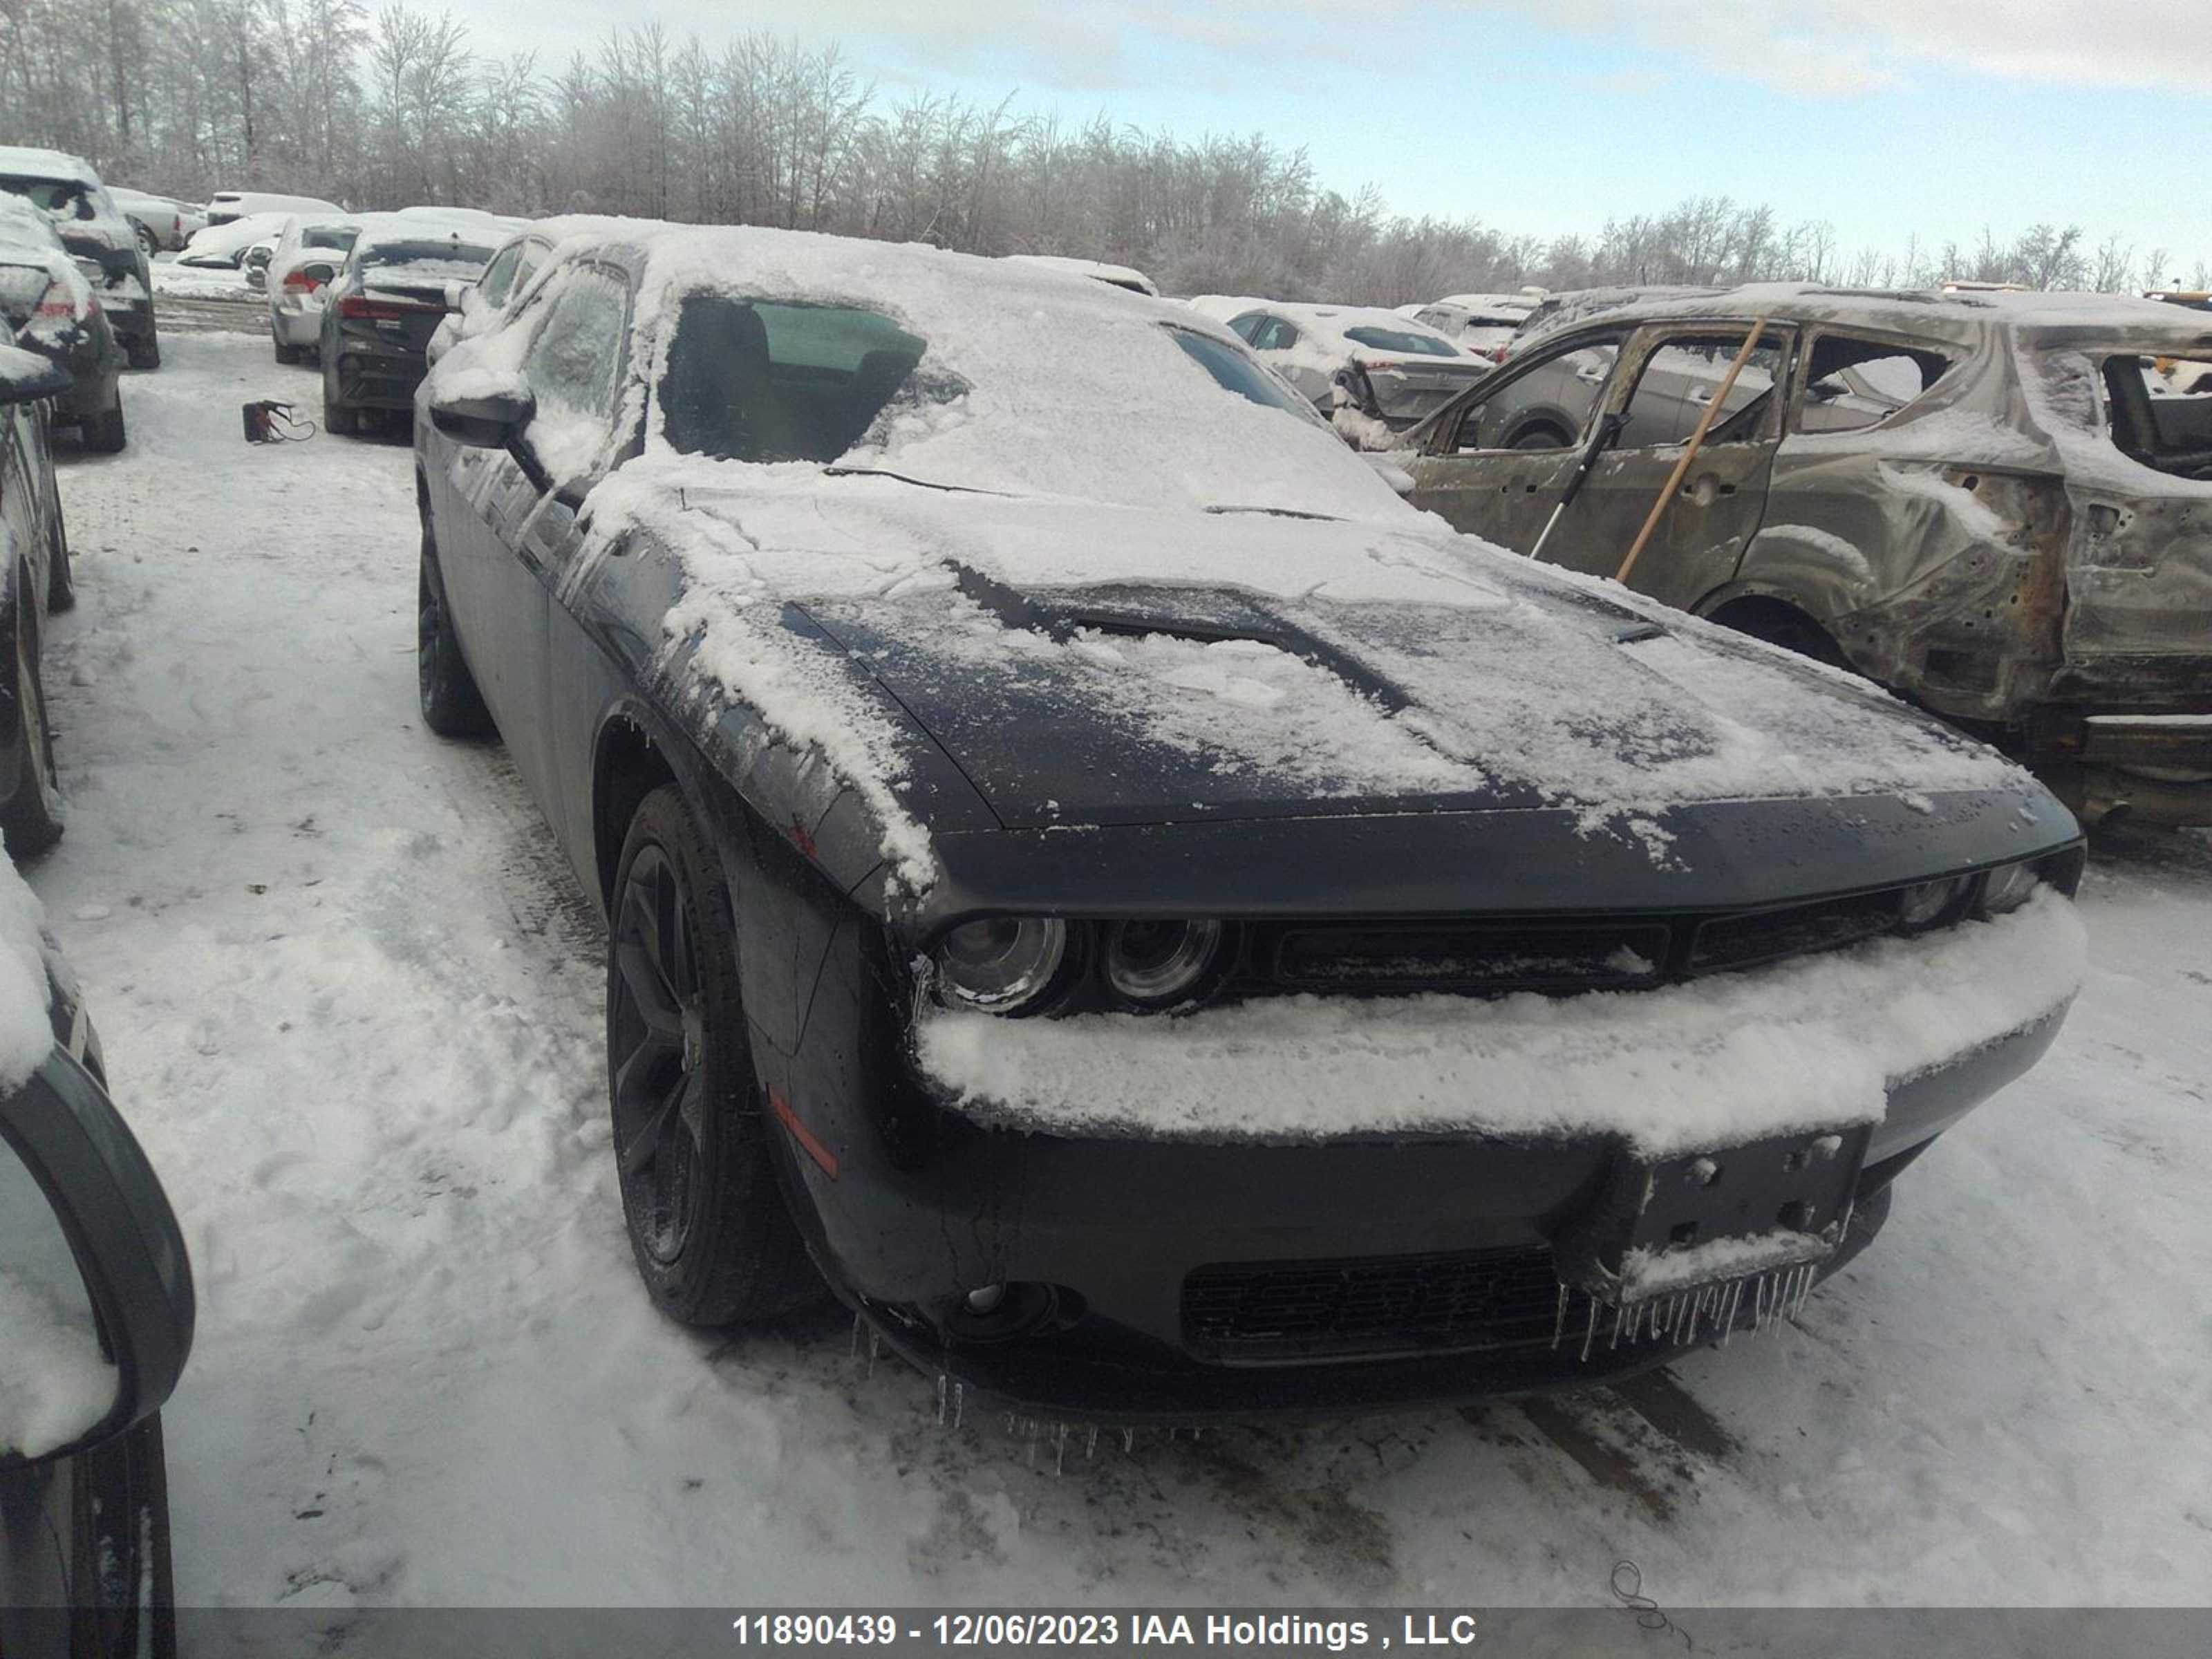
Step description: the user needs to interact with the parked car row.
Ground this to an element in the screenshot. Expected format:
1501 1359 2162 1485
409 222 2085 1426
0 339 194 1651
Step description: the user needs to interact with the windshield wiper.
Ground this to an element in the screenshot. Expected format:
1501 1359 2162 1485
821 465 1016 498
1203 503 1343 522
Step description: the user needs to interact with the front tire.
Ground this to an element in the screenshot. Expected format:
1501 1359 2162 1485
607 785 821 1327
2 588 64 858
417 529 492 737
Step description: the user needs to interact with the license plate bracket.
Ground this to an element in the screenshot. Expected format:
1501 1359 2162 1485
1553 1123 1872 1306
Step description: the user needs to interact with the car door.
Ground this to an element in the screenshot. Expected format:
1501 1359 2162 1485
476 261 632 826
1534 325 1792 611
1405 330 1629 553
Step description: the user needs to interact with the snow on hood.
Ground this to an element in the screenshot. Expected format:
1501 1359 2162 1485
916 888 2086 1148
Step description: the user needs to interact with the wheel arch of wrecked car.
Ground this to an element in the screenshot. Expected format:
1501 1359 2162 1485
1739 437 2071 726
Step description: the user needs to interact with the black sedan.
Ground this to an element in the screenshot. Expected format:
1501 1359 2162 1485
1 873 196 1656
0 344 77 858
0 216 125 456
320 218 496 436
413 227 2085 1422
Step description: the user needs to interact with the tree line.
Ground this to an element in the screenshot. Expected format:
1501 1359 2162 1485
4 1 2202 301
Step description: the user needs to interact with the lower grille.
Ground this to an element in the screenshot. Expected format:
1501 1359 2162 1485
1183 1246 1563 1365
1267 921 1669 994
1689 888 1902 973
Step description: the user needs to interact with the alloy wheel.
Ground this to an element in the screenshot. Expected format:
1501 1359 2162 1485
609 842 709 1265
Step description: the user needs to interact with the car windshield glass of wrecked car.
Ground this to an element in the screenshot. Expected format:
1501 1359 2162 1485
2104 353 2212 480
1454 337 1623 451
659 294 928 464
1797 333 1956 434
1617 332 1788 448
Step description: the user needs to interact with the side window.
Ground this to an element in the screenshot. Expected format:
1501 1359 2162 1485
515 268 624 435
509 243 549 307
1252 317 1300 351
478 243 523 308
1799 334 1956 434
1452 335 1623 452
1226 311 1265 344
1618 331 1788 449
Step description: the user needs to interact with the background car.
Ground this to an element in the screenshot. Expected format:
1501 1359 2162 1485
104 187 192 257
1220 301 1492 441
1411 291 1542 362
175 211 290 270
201 188 341 227
1400 285 2212 825
0 148 158 371
319 216 497 435
0 344 79 857
0 877 196 1657
1004 253 1160 296
412 225 2082 1423
263 216 360 363
0 200 124 455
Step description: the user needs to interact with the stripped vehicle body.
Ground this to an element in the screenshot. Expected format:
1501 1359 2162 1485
1402 285 2212 823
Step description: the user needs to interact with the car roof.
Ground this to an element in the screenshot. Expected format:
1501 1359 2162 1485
0 145 101 187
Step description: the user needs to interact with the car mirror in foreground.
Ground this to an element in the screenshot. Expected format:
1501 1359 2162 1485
443 280 473 314
428 371 535 448
0 1051 194 1472
0 353 74 406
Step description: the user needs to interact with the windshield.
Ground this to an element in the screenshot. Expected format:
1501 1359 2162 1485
1343 326 1459 358
0 177 91 221
359 237 494 276
304 226 358 252
1168 327 1326 423
659 294 931 465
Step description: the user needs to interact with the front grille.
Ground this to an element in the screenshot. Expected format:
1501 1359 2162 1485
1688 888 1903 973
1269 921 1669 994
1183 1246 1564 1364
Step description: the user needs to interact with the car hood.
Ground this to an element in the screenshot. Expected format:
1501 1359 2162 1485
635 476 2040 837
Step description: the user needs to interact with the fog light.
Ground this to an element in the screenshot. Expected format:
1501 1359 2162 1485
1899 876 1969 930
1980 859 2042 916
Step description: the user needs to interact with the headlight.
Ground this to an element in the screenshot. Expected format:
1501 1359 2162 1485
1898 876 1971 930
1979 859 2043 916
1100 919 1225 1009
932 917 1067 1013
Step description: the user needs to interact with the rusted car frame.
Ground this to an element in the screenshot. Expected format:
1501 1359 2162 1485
1400 286 2212 824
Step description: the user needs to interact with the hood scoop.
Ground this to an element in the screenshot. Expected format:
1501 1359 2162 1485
946 563 1413 714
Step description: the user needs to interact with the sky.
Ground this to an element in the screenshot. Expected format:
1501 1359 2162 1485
434 0 2211 277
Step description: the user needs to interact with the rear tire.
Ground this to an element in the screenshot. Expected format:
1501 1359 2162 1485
324 397 358 435
80 402 126 454
133 223 158 259
608 785 823 1327
2 588 64 859
126 331 160 371
417 530 492 738
273 335 303 366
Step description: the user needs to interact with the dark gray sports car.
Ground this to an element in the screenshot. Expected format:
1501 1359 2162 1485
413 226 2085 1422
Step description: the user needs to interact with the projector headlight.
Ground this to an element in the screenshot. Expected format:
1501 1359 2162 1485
1979 859 2043 917
932 917 1067 1014
1100 919 1226 1009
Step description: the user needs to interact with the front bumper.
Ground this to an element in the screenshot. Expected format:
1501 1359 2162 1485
270 303 322 349
820 1006 2066 1423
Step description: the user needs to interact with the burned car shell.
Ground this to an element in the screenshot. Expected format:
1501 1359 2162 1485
1402 285 2212 823
417 237 2084 1422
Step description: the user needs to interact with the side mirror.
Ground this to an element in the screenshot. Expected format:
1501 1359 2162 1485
428 367 535 448
0 355 75 406
0 1051 194 1471
443 280 473 315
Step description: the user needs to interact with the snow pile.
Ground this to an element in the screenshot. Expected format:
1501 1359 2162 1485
0 862 57 1091
0 1262 113 1459
915 890 2086 1147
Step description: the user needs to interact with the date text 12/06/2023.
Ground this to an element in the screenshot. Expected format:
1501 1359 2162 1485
727 1612 1483 1651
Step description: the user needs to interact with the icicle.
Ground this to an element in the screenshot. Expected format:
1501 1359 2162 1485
1085 1425 1099 1461
866 1329 881 1379
1580 1296 1597 1362
1552 1283 1569 1350
953 1382 966 1432
936 1374 948 1426
1123 1427 1136 1455
1056 1424 1069 1476
1610 1301 1626 1351
1718 1279 1741 1348
850 1313 863 1360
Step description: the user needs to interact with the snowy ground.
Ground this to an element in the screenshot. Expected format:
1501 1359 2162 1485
19 315 2212 1633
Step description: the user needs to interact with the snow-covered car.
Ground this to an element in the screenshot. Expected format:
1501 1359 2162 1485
0 344 82 856
319 216 498 434
411 225 2084 1421
0 148 158 371
263 215 359 362
104 187 198 256
202 188 341 228
425 214 639 366
1004 253 1159 297
1412 292 1542 364
1222 301 1493 444
0 200 125 453
0 868 196 1653
176 210 291 270
1400 285 2212 826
